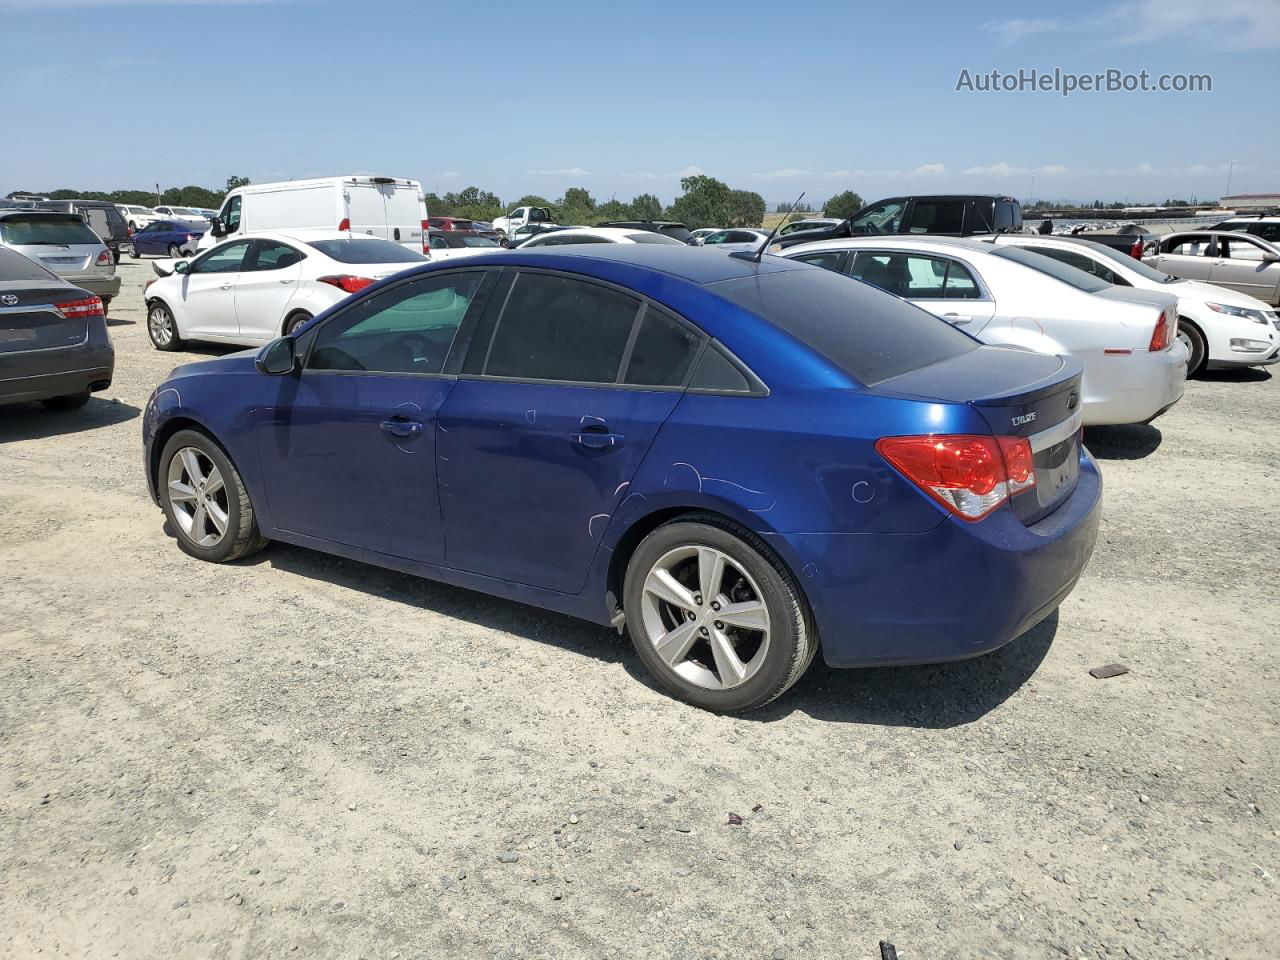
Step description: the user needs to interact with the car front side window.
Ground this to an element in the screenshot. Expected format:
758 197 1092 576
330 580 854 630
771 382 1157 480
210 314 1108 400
190 241 250 274
308 271 490 375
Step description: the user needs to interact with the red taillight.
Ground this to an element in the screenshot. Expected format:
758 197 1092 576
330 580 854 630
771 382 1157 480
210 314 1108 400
1128 238 1143 259
1149 309 1173 351
317 274 375 294
422 218 431 254
876 434 1036 521
338 217 351 232
54 296 104 319
95 250 111 266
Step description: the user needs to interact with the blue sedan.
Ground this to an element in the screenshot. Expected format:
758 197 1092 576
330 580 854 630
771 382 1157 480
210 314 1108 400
130 219 206 258
142 246 1101 711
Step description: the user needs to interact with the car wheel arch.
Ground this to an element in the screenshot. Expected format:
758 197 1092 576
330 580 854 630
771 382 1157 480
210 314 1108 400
604 505 813 633
149 416 238 503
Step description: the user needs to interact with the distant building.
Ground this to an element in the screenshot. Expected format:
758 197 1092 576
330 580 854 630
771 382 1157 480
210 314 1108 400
1221 193 1280 210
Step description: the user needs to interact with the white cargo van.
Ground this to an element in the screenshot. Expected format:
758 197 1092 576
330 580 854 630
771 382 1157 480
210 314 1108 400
199 176 428 252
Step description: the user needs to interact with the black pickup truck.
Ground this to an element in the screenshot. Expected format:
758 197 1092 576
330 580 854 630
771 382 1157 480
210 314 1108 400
770 194 1022 251
1061 222 1158 260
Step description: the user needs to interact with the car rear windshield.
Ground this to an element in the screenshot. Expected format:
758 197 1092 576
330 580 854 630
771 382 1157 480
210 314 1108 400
627 232 684 245
659 226 693 242
460 235 499 247
989 245 1110 292
305 238 429 264
1082 241 1181 283
712 266 978 386
0 216 101 246
0 245 58 281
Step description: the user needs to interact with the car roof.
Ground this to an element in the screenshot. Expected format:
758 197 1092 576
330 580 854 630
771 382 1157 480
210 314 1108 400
416 243 805 285
783 234 991 256
0 209 85 221
539 227 653 241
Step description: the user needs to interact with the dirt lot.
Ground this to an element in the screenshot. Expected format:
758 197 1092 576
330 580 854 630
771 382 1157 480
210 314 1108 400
2 257 1278 960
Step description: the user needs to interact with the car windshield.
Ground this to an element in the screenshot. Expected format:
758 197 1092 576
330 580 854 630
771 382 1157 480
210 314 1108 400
0 215 100 246
173 207 200 216
1082 241 1180 283
989 246 1110 292
712 266 978 386
306 238 429 264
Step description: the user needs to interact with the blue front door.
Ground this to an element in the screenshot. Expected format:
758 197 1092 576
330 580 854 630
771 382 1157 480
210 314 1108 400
256 269 497 563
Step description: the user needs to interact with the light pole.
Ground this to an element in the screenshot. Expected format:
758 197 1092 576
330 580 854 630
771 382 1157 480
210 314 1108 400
1224 160 1235 202
1029 174 1036 208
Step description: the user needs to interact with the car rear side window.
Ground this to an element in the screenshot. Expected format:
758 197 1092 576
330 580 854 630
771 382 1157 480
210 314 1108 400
622 308 705 387
711 267 977 387
483 273 641 383
0 245 57 281
905 200 964 234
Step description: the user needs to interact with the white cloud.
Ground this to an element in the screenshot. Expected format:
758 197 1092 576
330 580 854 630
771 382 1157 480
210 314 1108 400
1040 164 1068 176
912 163 946 176
621 171 659 180
1108 0 1280 51
435 170 461 179
674 165 706 178
981 18 1063 43
751 168 813 179
525 167 593 177
961 162 1069 177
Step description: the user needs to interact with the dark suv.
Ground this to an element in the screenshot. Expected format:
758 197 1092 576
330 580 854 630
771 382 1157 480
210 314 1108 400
595 220 693 243
35 200 131 263
771 195 1022 251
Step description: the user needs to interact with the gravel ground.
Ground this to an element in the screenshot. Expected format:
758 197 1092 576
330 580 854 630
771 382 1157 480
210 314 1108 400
2 257 1278 959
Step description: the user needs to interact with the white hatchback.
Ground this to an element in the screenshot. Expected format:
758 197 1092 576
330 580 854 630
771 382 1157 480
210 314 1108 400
516 226 686 248
781 235 1188 426
143 231 428 351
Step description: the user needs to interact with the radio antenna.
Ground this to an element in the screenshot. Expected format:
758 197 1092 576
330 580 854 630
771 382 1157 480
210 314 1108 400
736 191 805 264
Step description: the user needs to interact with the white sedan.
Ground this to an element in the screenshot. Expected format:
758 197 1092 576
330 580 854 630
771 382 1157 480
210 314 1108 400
116 204 161 232
989 234 1280 375
781 235 1188 426
143 231 428 351
517 226 686 248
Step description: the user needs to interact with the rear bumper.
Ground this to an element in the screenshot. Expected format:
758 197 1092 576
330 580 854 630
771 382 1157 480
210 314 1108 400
1081 342 1187 426
770 448 1102 668
76 275 122 299
0 360 113 404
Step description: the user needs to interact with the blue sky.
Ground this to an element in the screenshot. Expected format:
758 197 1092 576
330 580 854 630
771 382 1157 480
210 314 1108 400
1 0 1277 206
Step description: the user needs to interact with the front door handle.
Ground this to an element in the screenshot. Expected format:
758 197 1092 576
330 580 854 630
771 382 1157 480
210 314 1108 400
572 428 625 450
279 278 295 284
380 418 424 438
219 283 232 290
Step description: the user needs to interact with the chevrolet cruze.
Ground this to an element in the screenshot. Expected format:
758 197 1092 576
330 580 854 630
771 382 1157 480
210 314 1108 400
143 246 1101 711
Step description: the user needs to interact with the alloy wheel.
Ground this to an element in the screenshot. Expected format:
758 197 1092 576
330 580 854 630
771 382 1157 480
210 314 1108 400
167 447 230 547
639 545 771 690
148 305 173 346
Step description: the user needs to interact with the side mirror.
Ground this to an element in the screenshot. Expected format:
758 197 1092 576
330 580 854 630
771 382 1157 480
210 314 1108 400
174 260 189 275
210 217 225 237
255 336 297 376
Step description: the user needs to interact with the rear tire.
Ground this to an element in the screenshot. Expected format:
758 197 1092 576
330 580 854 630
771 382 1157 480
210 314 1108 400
159 429 267 564
284 311 312 335
623 515 816 713
1178 320 1206 377
167 243 181 258
41 392 90 411
147 300 183 351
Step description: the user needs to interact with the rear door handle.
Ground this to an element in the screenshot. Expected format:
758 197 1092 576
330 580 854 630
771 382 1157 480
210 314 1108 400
572 429 625 450
380 418 424 438
279 278 295 284
942 313 972 324
219 283 232 290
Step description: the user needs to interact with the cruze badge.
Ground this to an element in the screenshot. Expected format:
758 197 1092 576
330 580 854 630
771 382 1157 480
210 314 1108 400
1011 412 1037 427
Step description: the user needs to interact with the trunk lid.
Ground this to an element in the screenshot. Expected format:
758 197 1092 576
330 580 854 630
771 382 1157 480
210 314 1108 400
878 345 1085 525
0 282 88 355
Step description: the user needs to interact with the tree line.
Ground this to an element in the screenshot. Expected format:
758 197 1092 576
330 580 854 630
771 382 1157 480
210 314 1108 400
430 176 775 230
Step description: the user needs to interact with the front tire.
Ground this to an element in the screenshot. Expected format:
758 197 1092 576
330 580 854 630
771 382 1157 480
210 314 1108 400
1178 320 1206 377
147 300 183 351
623 516 816 713
167 243 181 258
41 392 90 411
159 430 267 563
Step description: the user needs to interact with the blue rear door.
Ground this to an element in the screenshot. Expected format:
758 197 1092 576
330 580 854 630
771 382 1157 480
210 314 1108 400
436 269 705 593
